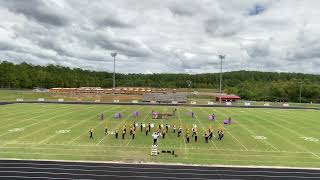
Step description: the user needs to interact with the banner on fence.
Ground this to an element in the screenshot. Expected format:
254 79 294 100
37 98 45 102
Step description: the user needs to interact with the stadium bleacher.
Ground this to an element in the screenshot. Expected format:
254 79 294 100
142 93 187 103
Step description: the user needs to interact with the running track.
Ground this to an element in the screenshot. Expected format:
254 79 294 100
0 160 319 179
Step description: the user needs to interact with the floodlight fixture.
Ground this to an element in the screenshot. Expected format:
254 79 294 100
111 52 117 96
218 55 226 104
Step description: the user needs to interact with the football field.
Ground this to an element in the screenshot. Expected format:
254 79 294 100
0 103 319 168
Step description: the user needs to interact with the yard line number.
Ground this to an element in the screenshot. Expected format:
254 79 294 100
254 136 267 140
56 130 71 134
8 128 24 132
300 137 319 142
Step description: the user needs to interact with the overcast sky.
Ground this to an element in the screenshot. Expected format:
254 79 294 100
0 0 319 74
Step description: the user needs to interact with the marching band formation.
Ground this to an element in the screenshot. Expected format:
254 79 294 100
90 109 228 145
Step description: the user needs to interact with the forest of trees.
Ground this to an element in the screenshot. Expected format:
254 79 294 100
0 61 319 103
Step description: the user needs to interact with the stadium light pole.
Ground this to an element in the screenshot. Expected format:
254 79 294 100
299 83 302 103
218 55 225 104
111 52 117 97
187 80 192 95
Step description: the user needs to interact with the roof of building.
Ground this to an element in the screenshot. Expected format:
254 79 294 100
216 95 241 99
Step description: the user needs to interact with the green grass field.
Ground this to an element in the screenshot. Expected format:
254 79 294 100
0 103 319 168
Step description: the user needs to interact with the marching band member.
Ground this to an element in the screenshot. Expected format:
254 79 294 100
115 129 118 139
89 128 94 139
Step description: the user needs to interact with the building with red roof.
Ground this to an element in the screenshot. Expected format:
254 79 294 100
216 95 241 102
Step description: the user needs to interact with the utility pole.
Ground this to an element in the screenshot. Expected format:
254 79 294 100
111 52 117 97
218 55 225 104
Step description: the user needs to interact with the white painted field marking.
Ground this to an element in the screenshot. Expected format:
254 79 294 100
259 110 320 159
37 106 103 145
96 106 141 146
55 130 70 134
125 106 149 147
97 106 137 145
70 108 123 145
200 108 248 151
8 128 24 132
254 136 267 140
269 110 320 135
0 106 76 138
0 105 71 126
0 105 73 133
190 108 218 149
177 109 187 150
2 106 96 146
244 110 308 153
222 108 280 151
68 106 129 145
300 137 319 142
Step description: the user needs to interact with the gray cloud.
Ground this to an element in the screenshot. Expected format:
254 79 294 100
168 1 202 16
97 17 133 28
205 15 243 37
0 0 319 74
1 0 71 26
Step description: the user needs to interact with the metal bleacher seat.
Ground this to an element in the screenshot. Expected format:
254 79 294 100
143 93 187 103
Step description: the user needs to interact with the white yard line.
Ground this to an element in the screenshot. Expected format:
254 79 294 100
242 109 320 160
37 106 102 145
177 108 187 150
0 104 64 117
0 105 71 129
221 109 280 152
68 106 128 145
242 110 308 153
200 108 248 151
265 110 320 138
0 105 77 138
258 110 320 159
96 106 142 145
125 106 149 147
3 106 95 146
188 108 218 149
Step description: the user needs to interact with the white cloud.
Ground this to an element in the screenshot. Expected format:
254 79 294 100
0 0 319 74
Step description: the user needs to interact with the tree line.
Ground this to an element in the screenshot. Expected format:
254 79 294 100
0 61 319 103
